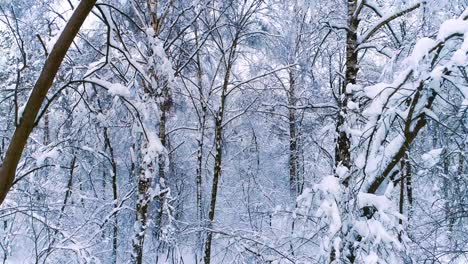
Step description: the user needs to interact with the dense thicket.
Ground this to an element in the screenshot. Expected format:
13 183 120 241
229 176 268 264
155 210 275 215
0 1 466 263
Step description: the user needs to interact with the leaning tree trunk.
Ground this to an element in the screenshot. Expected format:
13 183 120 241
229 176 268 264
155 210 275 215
0 0 97 206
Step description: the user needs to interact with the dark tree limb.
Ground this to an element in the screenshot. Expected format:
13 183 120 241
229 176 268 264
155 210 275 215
0 0 97 206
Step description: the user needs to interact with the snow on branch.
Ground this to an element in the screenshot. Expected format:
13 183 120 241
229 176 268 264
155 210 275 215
359 11 468 194
358 1 423 44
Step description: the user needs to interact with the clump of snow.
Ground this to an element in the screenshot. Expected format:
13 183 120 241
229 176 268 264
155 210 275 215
357 192 391 212
108 83 131 97
437 19 468 40
146 27 156 37
354 219 401 247
355 151 368 169
317 199 341 235
430 66 445 82
347 100 359 110
296 187 313 209
147 33 175 83
316 176 342 237
362 97 383 117
452 49 467 66
87 78 131 98
144 132 164 162
17 104 26 120
33 148 60 166
333 238 341 260
406 37 436 65
451 34 468 66
346 84 362 93
421 148 443 168
84 57 106 77
316 175 341 197
460 9 468 20
336 165 349 180
363 83 389 99
364 251 379 264
273 205 282 214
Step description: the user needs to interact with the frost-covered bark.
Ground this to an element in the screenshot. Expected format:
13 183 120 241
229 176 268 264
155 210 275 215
322 7 468 263
203 23 239 264
0 1 467 263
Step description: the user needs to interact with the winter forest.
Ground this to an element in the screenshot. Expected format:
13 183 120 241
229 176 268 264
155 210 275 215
0 0 467 263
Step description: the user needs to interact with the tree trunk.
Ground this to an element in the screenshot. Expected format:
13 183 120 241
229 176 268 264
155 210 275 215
398 168 405 241
398 154 410 241
453 143 465 228
288 71 298 199
156 104 169 236
203 85 228 264
43 111 50 145
194 27 208 260
104 128 118 264
146 0 172 241
203 38 238 264
131 160 152 264
196 105 207 223
0 0 97 205
334 0 359 176
331 0 359 262
405 151 413 215
443 155 451 230
195 28 207 226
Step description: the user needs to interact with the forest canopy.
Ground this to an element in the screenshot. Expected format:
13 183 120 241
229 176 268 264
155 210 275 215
0 0 466 263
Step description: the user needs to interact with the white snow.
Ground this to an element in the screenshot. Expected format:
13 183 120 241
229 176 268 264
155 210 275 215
357 192 391 212
336 165 349 179
347 100 359 110
452 49 467 66
421 148 443 168
316 175 341 197
437 19 468 40
87 78 131 97
145 131 164 161
33 148 60 166
318 199 342 235
108 83 131 97
451 34 468 66
430 66 445 81
346 84 362 93
354 219 401 247
84 57 106 76
17 104 26 120
407 37 436 65
363 83 389 99
364 251 379 264
316 175 342 237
